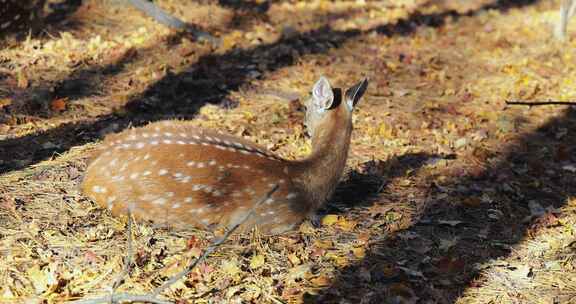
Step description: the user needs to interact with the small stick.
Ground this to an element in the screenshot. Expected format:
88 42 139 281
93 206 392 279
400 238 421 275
505 100 576 106
151 184 280 297
66 292 172 304
112 210 134 291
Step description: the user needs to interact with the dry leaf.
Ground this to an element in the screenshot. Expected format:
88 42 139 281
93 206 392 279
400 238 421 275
288 253 301 266
50 98 67 112
250 254 265 269
309 275 331 286
321 214 340 226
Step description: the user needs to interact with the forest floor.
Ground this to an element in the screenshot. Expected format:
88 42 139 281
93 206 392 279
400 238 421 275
1 0 576 303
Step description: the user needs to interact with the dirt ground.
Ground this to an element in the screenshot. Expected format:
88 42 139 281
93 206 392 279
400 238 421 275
1 0 576 303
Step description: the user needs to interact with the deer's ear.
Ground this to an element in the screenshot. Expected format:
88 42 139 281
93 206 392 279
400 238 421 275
344 78 368 110
311 76 335 111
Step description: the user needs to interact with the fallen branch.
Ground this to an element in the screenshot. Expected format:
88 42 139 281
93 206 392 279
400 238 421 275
505 100 576 106
68 184 279 304
152 184 279 297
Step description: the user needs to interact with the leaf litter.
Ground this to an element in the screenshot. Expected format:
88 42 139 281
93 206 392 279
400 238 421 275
1 0 576 303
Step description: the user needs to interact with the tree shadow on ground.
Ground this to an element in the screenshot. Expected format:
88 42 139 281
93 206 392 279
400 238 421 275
311 106 576 303
324 153 449 214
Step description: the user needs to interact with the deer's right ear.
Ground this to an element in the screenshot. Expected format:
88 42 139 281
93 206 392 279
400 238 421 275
344 78 368 110
311 76 335 111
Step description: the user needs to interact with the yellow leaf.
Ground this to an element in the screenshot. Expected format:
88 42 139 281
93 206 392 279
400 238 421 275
288 253 301 266
221 259 241 277
250 254 265 269
26 265 49 294
287 264 311 282
352 247 366 259
314 239 333 249
321 214 340 226
310 275 331 287
337 218 357 231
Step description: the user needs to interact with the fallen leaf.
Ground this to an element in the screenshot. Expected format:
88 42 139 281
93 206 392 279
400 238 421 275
50 98 67 112
321 214 340 226
250 254 265 269
26 265 49 294
287 264 311 282
309 275 331 286
288 253 301 266
221 259 241 278
352 247 366 259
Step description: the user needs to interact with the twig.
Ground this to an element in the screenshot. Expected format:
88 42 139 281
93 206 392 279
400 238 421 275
505 100 576 106
112 210 134 291
151 184 280 297
66 292 173 304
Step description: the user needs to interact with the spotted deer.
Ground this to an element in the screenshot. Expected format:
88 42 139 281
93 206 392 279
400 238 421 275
81 77 368 235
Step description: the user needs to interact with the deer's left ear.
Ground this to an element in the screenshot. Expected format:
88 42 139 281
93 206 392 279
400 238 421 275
311 76 335 111
344 78 368 111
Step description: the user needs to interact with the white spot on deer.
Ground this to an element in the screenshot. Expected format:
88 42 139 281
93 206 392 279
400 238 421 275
152 133 160 138
201 142 209 146
192 135 201 140
163 140 172 144
286 193 297 199
130 173 139 180
158 169 168 176
265 198 274 205
143 153 150 160
186 161 196 167
179 133 187 137
184 197 193 203
122 144 131 149
197 162 205 168
172 203 181 209
177 140 185 145
142 133 149 138
180 176 191 183
205 136 213 141
223 140 231 145
208 160 217 166
173 172 183 178
231 191 242 198
135 142 145 149
128 135 137 140
152 198 167 205
92 185 107 193
164 132 173 137
240 150 252 155
166 192 175 197
267 211 275 215
150 140 159 145
215 145 226 151
142 171 151 176
192 185 204 191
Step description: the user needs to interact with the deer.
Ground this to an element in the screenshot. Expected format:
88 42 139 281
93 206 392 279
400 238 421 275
81 76 368 235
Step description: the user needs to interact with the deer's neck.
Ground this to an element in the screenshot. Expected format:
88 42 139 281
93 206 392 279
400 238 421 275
291 114 352 212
